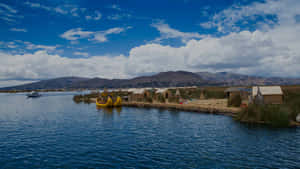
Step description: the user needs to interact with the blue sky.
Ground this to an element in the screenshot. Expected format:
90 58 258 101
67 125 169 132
0 0 255 56
1 0 300 87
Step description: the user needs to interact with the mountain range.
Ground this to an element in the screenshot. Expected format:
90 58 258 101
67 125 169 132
1 71 300 91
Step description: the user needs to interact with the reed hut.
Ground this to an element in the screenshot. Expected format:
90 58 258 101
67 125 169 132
225 87 251 106
128 88 145 102
155 88 172 103
127 88 154 102
175 89 181 98
252 86 283 104
225 87 250 100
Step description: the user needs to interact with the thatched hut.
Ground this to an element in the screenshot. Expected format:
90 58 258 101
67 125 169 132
225 87 250 100
175 89 181 98
128 88 145 102
252 86 283 104
155 88 172 103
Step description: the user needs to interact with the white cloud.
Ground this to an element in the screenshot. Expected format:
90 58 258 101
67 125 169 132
85 15 92 20
24 2 87 18
85 11 102 21
61 27 130 43
24 2 52 12
60 28 94 41
0 50 129 81
25 43 57 51
0 41 18 49
0 3 17 13
10 28 27 32
0 3 22 23
2 25 300 85
200 0 300 33
94 11 102 20
0 40 58 52
73 51 89 57
2 0 300 87
151 21 204 43
107 13 131 20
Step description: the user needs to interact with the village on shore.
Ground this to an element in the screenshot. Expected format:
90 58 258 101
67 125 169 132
74 85 300 127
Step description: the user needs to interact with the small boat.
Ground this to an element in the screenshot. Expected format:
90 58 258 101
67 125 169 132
113 96 122 107
27 91 41 98
96 97 113 107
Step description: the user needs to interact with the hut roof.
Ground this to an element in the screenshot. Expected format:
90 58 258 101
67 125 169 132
252 86 283 97
156 88 168 94
175 89 181 96
131 88 145 94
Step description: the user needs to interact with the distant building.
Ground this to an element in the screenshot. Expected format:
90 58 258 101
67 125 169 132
128 88 147 102
175 89 181 98
252 86 283 104
155 88 172 102
225 87 250 101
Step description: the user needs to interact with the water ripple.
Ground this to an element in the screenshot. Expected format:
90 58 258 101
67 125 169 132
0 93 299 168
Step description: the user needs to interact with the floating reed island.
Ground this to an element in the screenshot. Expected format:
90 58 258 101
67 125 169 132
73 86 300 127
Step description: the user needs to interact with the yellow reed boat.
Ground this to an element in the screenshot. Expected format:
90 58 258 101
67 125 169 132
113 96 122 107
96 96 122 107
96 97 113 107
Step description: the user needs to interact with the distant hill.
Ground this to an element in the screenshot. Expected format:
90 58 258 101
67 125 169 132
1 71 300 91
195 72 300 86
0 77 90 90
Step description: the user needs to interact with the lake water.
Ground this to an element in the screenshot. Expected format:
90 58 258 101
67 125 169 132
0 92 299 168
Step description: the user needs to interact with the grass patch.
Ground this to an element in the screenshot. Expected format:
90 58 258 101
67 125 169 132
236 104 291 127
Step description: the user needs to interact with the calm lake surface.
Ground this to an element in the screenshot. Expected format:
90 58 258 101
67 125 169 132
0 92 299 168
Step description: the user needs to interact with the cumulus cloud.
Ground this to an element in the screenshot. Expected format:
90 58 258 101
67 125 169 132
151 21 204 43
60 27 131 43
2 27 300 84
0 50 128 81
2 0 300 87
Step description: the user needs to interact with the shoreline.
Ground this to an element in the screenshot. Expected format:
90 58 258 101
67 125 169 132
122 101 239 117
90 98 240 117
122 102 300 127
90 98 300 127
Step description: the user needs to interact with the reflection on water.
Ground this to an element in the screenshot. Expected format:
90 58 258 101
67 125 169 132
0 93 300 168
96 106 122 114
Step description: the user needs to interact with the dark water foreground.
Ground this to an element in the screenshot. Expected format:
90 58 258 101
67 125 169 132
0 93 299 168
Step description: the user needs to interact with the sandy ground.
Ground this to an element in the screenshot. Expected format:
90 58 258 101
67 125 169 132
186 99 240 111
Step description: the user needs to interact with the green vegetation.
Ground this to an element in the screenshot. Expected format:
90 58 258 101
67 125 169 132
157 94 166 103
145 97 153 103
236 104 290 127
282 87 300 121
235 86 300 127
73 92 100 104
168 96 180 103
203 89 226 99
